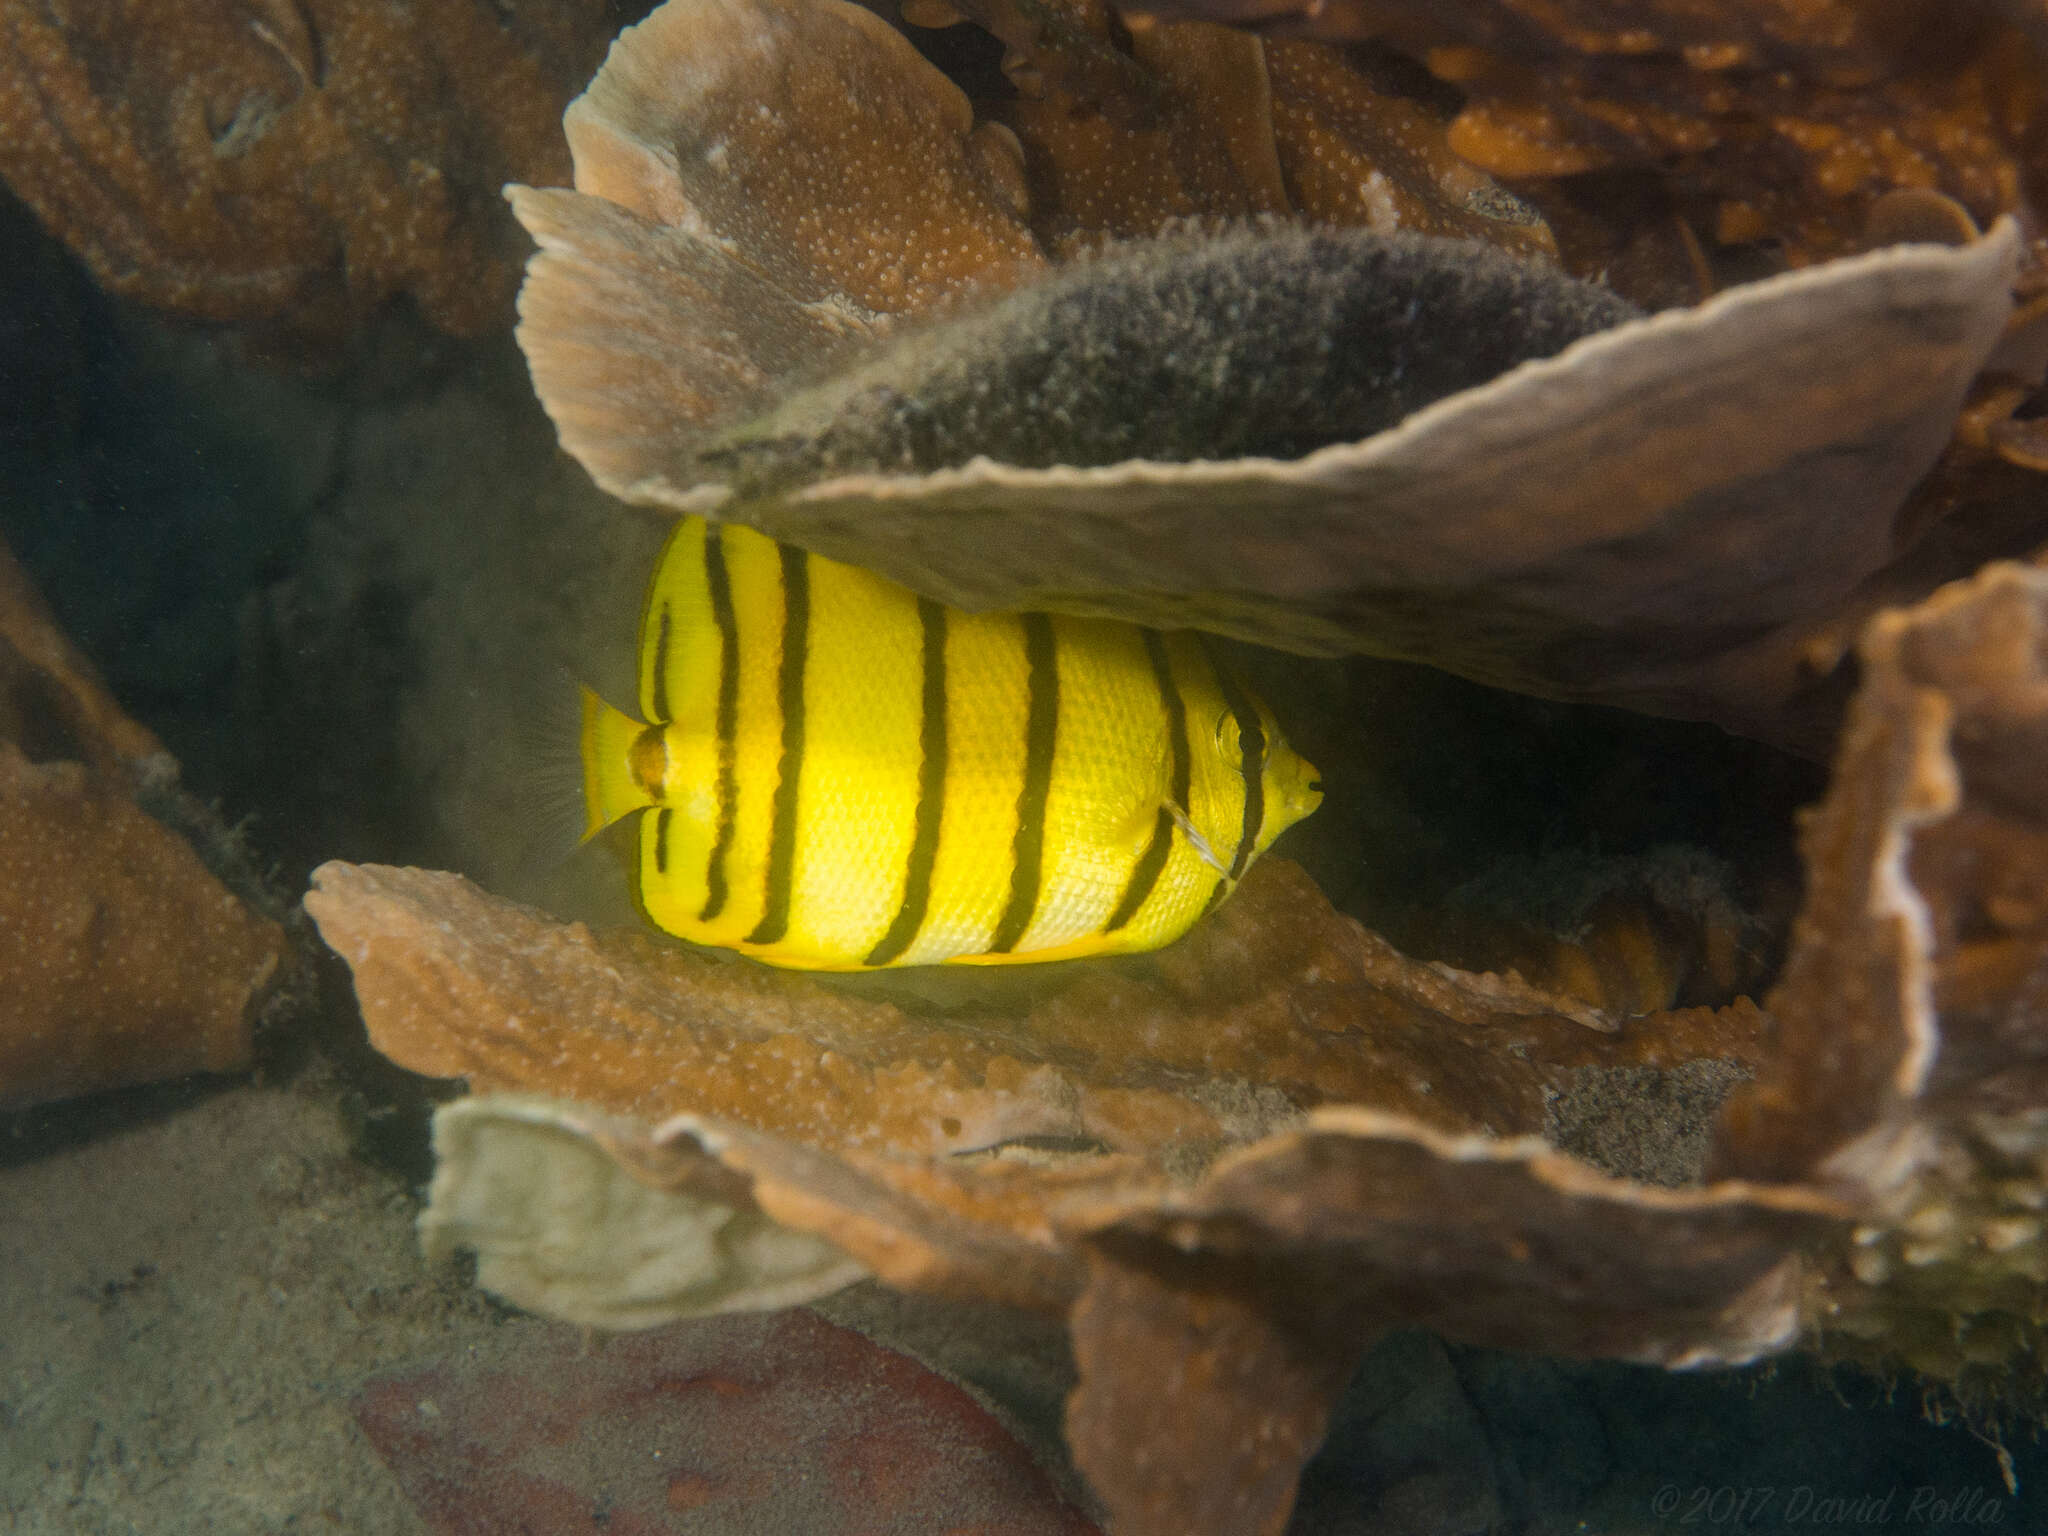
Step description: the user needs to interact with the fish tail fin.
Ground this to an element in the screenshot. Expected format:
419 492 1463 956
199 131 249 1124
580 687 654 839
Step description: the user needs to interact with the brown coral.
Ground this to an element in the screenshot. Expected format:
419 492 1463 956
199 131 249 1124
303 852 1781 1301
1716 561 2048 1188
308 556 2048 1535
508 0 2028 754
0 0 617 337
1110 0 2048 276
0 539 281 1110
307 855 1757 1170
0 531 164 772
302 845 1819 1532
1722 559 2048 1403
290 0 2048 1525
906 0 1557 256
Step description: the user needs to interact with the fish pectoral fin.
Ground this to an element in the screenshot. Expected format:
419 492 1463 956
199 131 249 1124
1111 794 1167 852
1165 800 1231 877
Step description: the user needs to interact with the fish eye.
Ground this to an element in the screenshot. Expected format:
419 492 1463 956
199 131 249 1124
1213 710 1240 762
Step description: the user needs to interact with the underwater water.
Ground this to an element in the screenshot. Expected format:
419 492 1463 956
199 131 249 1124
0 165 2044 1536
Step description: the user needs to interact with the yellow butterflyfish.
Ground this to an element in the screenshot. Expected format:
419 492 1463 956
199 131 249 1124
581 517 1321 970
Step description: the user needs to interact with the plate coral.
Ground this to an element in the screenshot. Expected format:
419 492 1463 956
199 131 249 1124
4 0 2047 1530
302 0 2048 1528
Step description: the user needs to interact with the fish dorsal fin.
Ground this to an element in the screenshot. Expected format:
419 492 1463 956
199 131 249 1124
637 517 751 730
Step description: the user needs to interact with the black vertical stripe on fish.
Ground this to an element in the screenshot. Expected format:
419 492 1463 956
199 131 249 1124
1150 629 1192 809
1103 630 1189 935
625 856 654 930
1104 809 1174 935
648 603 673 723
746 543 809 947
1200 875 1230 916
991 612 1058 953
698 523 741 923
864 597 949 967
654 806 673 875
1203 639 1266 879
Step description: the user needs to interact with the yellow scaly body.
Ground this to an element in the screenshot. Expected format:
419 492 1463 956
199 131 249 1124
582 517 1321 969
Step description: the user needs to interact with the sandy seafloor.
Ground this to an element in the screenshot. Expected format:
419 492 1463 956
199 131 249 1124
4 189 2048 1534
